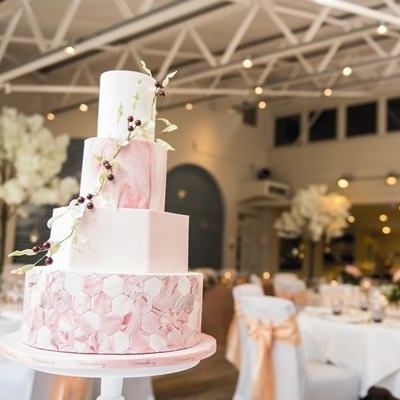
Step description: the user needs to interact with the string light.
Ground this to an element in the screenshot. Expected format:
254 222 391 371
385 173 398 186
376 23 388 35
254 86 263 95
242 58 253 69
342 66 353 77
64 46 76 55
185 102 193 111
79 103 88 112
379 214 388 222
382 226 391 234
258 100 267 109
337 176 351 189
347 215 356 223
323 88 333 97
46 112 55 121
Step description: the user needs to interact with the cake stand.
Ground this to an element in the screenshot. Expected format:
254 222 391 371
0 331 216 400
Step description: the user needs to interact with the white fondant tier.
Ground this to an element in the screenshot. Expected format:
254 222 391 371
22 268 203 354
97 71 156 140
50 208 188 273
80 137 167 210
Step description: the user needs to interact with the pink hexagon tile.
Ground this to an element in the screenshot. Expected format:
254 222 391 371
22 268 203 354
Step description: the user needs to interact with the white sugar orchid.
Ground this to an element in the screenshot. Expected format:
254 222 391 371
275 185 351 243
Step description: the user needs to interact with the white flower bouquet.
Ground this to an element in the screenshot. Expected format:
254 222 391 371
0 107 79 270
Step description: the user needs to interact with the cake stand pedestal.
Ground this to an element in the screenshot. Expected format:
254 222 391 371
0 331 216 400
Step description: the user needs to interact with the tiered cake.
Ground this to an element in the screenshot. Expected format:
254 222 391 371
20 70 203 354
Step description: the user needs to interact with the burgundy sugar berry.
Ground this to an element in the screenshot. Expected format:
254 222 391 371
128 125 134 132
77 196 85 204
42 241 51 250
135 119 142 126
87 202 94 210
86 193 93 200
107 173 114 181
158 90 165 97
127 115 134 122
45 256 53 265
32 245 41 253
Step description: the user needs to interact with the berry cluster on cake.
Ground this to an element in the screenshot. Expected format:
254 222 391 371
13 65 203 354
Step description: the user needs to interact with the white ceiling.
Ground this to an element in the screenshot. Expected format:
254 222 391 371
1 0 400 113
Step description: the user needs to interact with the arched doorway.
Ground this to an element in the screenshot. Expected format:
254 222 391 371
166 164 224 269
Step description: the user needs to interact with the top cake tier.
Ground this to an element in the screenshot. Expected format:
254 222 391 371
97 71 156 140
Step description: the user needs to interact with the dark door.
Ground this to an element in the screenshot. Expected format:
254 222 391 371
166 164 224 269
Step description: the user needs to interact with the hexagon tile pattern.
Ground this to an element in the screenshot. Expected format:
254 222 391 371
22 268 203 354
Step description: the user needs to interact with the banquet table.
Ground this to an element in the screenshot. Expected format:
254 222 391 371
299 308 400 398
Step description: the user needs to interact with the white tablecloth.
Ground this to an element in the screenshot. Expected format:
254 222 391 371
299 309 400 398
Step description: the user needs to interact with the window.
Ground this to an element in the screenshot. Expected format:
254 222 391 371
275 114 300 146
309 108 337 142
387 97 400 132
279 238 302 271
346 102 377 137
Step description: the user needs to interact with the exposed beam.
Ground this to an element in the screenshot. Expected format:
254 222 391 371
141 47 202 60
156 28 187 81
113 0 134 18
262 0 299 45
174 26 376 86
0 8 22 63
382 39 400 76
316 40 341 72
257 59 277 85
363 35 387 58
220 3 259 65
189 27 217 67
50 0 82 49
22 0 47 53
0 0 229 84
1 83 366 98
137 0 155 14
274 4 348 28
302 7 331 43
305 0 400 27
385 0 400 16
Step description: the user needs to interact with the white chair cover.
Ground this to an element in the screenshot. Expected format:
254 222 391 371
232 284 264 301
234 296 360 400
274 273 298 283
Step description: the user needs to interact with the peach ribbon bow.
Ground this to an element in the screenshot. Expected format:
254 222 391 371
274 288 308 306
48 376 90 400
244 314 300 400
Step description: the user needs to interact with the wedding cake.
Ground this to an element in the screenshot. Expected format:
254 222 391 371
16 67 203 354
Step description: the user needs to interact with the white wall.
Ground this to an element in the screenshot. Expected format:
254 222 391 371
48 99 268 268
266 92 400 205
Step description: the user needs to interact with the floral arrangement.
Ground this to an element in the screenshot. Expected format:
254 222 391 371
341 264 362 285
10 62 178 274
0 108 79 272
274 185 351 242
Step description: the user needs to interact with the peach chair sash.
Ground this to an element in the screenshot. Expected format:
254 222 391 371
244 314 300 400
48 376 90 400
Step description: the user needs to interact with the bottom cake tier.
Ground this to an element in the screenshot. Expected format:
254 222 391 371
22 267 203 354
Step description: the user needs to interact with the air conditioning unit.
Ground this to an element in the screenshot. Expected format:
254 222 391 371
238 179 291 205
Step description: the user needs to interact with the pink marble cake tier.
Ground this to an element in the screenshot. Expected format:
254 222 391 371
80 138 167 210
22 268 203 354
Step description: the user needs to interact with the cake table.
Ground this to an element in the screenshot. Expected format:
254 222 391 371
0 331 216 400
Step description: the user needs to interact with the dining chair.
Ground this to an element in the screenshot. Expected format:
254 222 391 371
249 274 263 289
319 284 360 308
274 278 307 307
226 284 264 369
233 296 360 400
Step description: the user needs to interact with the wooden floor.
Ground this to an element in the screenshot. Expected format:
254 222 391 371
153 346 237 400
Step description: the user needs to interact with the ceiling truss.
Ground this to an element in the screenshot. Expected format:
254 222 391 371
1 0 400 111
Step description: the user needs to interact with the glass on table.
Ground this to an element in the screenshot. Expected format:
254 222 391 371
359 294 369 311
331 297 344 315
371 302 385 323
